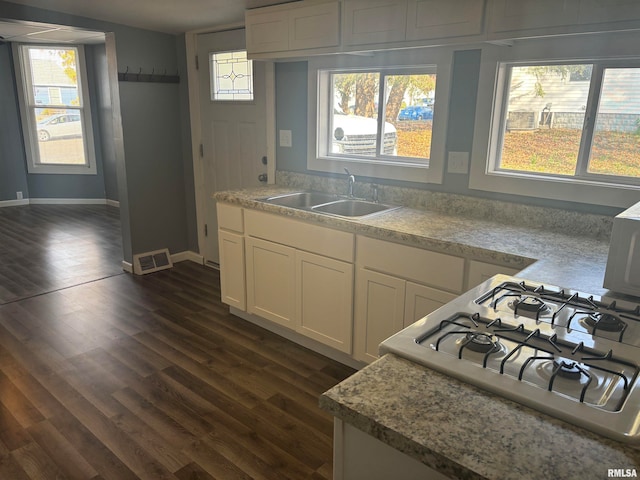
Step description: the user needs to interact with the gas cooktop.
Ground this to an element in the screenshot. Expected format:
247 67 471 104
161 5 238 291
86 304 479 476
379 275 640 444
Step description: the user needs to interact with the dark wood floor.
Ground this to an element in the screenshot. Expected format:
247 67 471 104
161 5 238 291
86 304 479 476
0 259 355 479
0 204 123 304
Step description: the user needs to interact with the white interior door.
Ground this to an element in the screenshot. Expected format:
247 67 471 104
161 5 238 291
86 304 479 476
197 29 270 265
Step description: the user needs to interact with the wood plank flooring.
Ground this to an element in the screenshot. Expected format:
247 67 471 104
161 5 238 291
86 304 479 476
0 261 356 479
0 204 123 304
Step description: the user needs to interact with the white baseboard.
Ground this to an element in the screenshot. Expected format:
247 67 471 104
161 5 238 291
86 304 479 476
230 307 364 370
0 199 29 207
0 198 120 207
171 251 204 265
121 261 133 273
29 198 109 205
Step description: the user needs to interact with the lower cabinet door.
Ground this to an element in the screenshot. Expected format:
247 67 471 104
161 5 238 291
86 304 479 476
245 237 296 328
218 230 246 310
296 250 354 353
404 281 457 328
354 268 406 363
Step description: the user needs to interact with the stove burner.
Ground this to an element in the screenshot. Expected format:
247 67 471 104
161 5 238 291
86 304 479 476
510 296 551 317
584 313 626 333
552 358 584 381
463 332 501 354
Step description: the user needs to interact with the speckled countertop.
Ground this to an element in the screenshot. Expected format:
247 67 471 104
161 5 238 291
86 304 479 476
320 354 640 480
215 184 639 479
215 185 613 295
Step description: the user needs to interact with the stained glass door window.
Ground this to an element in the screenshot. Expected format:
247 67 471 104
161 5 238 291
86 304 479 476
210 50 254 101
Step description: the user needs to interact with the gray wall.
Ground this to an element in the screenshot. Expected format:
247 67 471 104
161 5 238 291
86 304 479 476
0 1 197 260
274 50 621 216
90 43 119 202
0 43 28 201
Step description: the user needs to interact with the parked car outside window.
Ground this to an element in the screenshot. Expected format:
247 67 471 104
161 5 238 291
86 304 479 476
37 113 82 141
332 111 397 156
398 105 433 121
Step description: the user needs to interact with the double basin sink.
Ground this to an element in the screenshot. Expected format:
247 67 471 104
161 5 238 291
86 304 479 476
259 191 400 219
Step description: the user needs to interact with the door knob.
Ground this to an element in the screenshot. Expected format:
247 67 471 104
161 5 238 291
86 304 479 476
258 173 268 182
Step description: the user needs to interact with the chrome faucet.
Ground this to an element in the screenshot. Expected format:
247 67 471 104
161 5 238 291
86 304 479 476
344 168 356 197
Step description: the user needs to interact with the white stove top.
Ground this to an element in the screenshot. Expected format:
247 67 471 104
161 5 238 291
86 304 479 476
379 275 640 444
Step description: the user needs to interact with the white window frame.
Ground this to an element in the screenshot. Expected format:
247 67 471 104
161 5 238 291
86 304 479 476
13 43 97 175
470 33 640 208
308 48 453 184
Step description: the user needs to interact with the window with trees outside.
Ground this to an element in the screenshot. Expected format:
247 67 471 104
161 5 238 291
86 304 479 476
309 53 450 184
14 44 96 175
328 69 436 161
497 61 640 184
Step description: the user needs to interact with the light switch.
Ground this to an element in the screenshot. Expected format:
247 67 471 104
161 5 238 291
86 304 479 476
279 129 292 148
448 151 469 174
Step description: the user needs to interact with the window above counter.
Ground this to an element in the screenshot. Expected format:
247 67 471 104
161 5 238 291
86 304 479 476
470 32 640 208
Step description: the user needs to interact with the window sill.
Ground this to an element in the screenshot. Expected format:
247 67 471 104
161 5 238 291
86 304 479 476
469 164 640 208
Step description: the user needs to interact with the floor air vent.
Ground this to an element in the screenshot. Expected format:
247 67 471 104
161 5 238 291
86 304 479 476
133 248 173 275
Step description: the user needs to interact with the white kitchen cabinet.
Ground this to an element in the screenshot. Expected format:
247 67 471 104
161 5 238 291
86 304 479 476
578 0 640 25
467 259 520 289
245 10 289 54
245 236 297 329
333 419 451 480
487 0 640 40
342 0 408 46
404 281 457 328
297 251 354 353
354 273 459 363
342 0 486 47
244 209 355 351
405 0 486 41
246 0 339 56
354 236 464 363
354 269 406 363
488 0 580 34
218 230 246 310
217 203 246 311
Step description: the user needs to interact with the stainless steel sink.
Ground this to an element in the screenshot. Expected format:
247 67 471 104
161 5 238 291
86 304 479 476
312 199 399 218
259 191 400 219
262 192 338 208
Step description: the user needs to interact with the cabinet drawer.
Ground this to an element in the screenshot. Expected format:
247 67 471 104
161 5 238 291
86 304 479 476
217 203 244 233
245 209 354 262
356 236 464 293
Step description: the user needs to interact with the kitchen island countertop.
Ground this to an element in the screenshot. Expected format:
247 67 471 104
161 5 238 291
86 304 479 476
320 353 640 480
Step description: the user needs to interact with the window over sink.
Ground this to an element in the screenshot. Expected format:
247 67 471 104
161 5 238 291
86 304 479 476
307 49 453 184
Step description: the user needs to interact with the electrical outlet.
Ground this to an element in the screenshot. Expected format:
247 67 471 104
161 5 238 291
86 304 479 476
16 191 23 200
279 130 292 148
447 152 469 174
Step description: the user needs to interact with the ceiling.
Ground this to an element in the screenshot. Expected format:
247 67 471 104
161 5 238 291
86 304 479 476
0 0 299 42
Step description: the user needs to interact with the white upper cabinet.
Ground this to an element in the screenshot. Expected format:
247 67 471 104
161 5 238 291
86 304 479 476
488 0 640 39
342 0 486 46
488 0 580 34
246 0 339 56
289 2 340 50
342 0 408 46
578 0 640 25
406 0 486 41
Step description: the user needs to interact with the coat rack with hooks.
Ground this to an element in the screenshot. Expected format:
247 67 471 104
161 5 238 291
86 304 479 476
118 67 180 84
